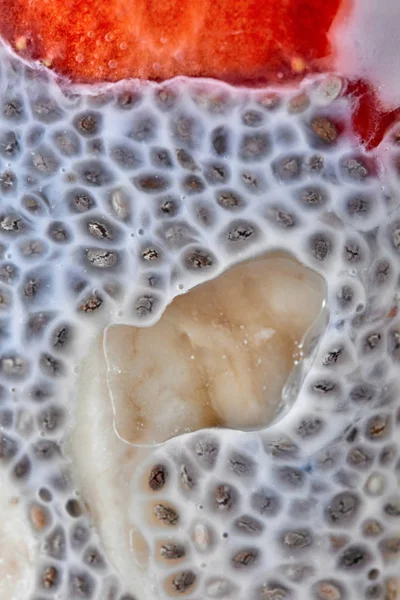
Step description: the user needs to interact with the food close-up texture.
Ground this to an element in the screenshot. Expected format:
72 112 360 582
0 1 400 599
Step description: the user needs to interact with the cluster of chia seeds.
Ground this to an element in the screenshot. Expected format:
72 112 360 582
0 40 399 600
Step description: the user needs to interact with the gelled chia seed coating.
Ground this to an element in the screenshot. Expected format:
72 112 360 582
0 42 399 600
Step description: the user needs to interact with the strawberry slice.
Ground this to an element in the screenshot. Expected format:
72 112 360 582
346 80 400 150
0 0 340 83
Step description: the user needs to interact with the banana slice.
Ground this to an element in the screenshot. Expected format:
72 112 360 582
105 254 325 443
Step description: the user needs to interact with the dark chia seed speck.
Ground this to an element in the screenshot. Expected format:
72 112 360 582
153 504 179 526
148 464 168 491
231 547 259 569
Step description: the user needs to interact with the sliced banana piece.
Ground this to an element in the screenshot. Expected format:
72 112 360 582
105 254 325 442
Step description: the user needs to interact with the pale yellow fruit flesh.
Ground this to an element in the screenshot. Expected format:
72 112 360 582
105 253 325 445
